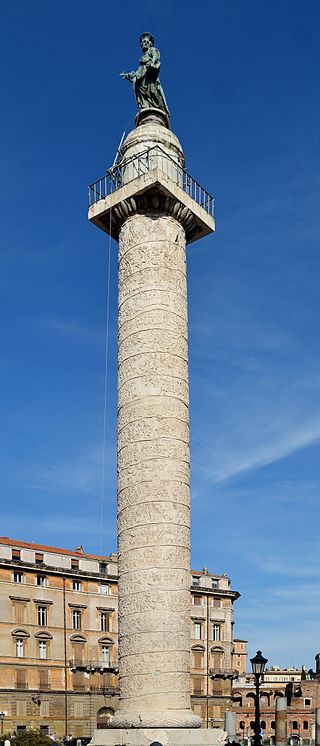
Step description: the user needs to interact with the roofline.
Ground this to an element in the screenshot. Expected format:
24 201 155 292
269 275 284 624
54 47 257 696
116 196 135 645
0 536 114 562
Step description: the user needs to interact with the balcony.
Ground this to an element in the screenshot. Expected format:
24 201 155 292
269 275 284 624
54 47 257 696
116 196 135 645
210 667 239 680
88 146 215 244
90 685 119 695
89 146 214 215
69 659 118 674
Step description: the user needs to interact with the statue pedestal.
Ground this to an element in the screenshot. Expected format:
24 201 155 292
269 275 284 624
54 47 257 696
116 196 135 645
90 727 227 745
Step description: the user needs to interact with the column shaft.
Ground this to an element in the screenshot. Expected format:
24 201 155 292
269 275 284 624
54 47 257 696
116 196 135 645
275 697 287 746
113 212 200 729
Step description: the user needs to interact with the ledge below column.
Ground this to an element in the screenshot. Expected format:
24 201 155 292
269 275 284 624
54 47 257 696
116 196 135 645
90 727 227 745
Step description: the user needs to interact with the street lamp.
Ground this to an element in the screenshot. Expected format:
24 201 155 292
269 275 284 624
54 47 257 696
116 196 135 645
250 650 268 746
0 711 5 735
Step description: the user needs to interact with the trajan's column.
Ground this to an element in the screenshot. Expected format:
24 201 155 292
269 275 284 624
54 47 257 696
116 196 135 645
89 33 220 746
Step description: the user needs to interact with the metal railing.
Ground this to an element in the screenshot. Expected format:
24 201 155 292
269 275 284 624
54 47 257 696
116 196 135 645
210 667 239 678
69 659 117 672
88 146 214 219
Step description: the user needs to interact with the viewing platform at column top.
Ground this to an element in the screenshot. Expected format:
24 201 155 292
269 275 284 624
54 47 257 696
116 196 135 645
88 142 215 244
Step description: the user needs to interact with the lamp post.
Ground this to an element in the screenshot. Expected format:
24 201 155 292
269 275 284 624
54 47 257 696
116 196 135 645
250 650 268 746
0 711 5 735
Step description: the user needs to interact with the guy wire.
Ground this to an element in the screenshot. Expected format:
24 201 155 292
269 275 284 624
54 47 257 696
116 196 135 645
99 208 112 557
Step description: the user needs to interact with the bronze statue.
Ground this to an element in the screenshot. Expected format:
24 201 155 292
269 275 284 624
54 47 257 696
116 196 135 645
120 33 169 115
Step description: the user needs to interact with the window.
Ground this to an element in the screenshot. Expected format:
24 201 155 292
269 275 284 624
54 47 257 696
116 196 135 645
40 726 49 736
39 668 50 690
305 699 311 706
193 595 202 606
213 624 220 641
250 722 255 731
213 597 221 607
194 623 201 640
16 669 27 690
212 650 223 669
212 579 219 589
192 677 203 695
13 601 26 623
16 701 27 717
192 576 200 587
73 580 81 591
37 575 46 587
271 721 276 729
39 700 50 720
261 721 266 730
72 609 81 630
37 606 47 626
240 721 245 730
40 701 49 717
72 642 84 665
12 548 21 560
16 639 24 658
100 584 109 594
292 722 299 730
99 562 107 575
39 641 47 659
100 612 109 632
193 651 204 668
17 726 27 732
303 722 309 730
14 571 23 584
101 646 110 665
35 552 44 564
71 558 79 570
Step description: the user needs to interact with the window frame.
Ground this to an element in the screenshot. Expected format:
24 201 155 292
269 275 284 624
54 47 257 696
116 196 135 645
72 609 82 630
16 638 24 658
37 605 47 626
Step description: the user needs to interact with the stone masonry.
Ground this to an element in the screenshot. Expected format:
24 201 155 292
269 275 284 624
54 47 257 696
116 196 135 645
89 112 216 744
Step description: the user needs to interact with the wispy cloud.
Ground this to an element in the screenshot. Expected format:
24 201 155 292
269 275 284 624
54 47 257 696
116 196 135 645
33 317 105 345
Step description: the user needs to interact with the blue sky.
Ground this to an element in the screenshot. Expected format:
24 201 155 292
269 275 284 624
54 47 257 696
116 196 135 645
1 0 320 668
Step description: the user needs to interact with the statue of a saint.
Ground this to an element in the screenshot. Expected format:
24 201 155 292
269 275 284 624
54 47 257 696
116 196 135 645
120 33 169 115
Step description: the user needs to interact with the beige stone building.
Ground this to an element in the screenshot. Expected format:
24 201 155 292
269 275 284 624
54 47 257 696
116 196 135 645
0 537 241 739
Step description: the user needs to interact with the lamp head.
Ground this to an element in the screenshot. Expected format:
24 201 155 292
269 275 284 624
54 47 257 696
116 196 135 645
250 650 268 676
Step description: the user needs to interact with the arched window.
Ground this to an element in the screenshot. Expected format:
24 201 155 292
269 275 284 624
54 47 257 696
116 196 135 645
97 707 114 729
98 637 114 668
16 639 24 657
101 645 110 665
250 721 255 731
211 647 224 670
303 722 309 730
35 631 52 660
70 634 86 665
261 721 266 730
260 694 269 707
239 721 245 730
232 694 243 707
12 629 29 658
292 721 299 730
271 721 276 729
192 645 205 669
246 692 255 707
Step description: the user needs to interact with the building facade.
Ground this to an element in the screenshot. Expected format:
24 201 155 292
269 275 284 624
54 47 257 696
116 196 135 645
232 669 320 744
0 537 241 739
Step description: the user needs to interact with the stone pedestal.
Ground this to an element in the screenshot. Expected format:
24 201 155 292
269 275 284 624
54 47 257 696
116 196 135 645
90 727 226 745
